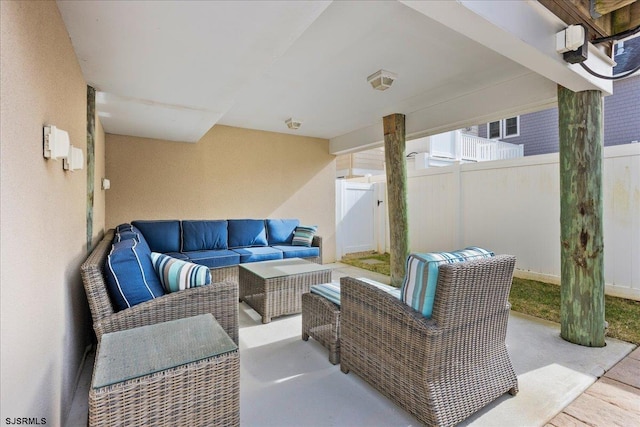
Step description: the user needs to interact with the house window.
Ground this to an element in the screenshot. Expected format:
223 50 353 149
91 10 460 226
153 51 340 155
487 116 519 139
504 116 519 138
488 121 501 139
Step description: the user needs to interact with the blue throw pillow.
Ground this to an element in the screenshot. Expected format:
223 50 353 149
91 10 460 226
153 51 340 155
150 252 212 293
400 247 494 318
104 239 165 311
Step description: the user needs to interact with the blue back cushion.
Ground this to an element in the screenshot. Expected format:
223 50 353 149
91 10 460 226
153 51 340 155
104 239 165 311
114 224 151 253
228 219 268 248
181 220 228 251
400 247 494 318
266 219 299 245
132 220 180 253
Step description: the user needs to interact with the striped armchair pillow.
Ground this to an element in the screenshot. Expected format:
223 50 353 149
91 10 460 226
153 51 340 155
150 252 212 293
400 247 494 318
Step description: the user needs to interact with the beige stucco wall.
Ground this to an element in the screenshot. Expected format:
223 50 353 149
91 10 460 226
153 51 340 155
0 1 105 424
106 125 337 262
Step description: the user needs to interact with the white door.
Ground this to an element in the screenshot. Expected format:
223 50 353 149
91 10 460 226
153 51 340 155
336 181 377 258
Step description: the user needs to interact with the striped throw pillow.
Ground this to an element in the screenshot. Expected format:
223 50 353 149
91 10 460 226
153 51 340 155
292 225 317 247
150 252 212 293
400 247 494 318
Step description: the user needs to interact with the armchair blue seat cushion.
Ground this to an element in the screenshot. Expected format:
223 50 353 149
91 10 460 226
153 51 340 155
232 246 284 263
400 246 494 318
266 219 299 245
228 219 268 248
181 220 228 251
184 249 240 268
104 239 165 311
271 245 320 259
132 220 181 253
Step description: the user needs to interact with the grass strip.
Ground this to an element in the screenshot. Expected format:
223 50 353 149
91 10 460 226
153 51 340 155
341 253 640 345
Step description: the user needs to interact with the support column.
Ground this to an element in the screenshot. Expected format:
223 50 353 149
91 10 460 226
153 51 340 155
383 113 409 287
558 85 605 347
87 86 96 252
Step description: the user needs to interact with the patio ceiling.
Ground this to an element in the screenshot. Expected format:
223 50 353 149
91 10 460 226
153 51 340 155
57 1 615 152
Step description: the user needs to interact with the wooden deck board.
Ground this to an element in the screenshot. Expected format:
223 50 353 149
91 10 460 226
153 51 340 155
549 349 640 427
585 377 640 415
604 356 640 389
562 392 639 426
545 412 591 426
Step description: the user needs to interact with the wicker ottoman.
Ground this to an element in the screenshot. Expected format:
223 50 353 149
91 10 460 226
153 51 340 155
302 285 341 365
89 314 239 427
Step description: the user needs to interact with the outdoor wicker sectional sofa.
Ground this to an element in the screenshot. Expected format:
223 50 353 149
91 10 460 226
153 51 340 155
80 218 322 343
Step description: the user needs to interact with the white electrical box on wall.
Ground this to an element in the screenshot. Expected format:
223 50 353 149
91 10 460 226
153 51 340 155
43 125 71 160
63 146 84 171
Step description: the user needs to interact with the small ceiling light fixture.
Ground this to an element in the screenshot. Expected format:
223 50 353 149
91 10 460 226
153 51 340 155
285 118 302 130
367 69 397 91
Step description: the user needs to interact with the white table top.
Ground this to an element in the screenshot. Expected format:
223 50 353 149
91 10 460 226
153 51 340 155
239 257 331 279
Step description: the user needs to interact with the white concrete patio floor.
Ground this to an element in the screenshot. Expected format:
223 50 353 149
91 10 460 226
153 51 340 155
238 262 635 427
67 262 636 426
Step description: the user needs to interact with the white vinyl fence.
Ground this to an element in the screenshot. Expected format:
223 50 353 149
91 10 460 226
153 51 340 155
338 144 640 300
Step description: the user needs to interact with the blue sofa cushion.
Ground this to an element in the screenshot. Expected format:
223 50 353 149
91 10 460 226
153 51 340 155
185 249 240 269
104 239 165 311
114 225 152 253
400 247 494 318
271 245 320 259
228 219 268 248
165 251 189 260
232 246 284 263
266 219 299 245
150 252 212 293
132 220 181 253
181 220 228 251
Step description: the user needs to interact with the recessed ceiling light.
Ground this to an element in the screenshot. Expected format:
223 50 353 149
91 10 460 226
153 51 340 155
367 69 397 91
285 118 302 130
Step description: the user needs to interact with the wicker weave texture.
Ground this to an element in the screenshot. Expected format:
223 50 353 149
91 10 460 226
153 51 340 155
239 266 331 323
340 255 519 427
81 230 239 344
89 350 239 427
302 292 341 364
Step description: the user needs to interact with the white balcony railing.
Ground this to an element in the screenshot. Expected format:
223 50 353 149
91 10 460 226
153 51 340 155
414 130 523 169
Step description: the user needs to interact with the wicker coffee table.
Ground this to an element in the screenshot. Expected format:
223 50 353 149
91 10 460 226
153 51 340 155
89 314 239 427
239 258 332 323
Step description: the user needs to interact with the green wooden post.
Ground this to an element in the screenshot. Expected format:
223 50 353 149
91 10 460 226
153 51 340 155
87 86 96 252
558 85 605 347
383 113 409 287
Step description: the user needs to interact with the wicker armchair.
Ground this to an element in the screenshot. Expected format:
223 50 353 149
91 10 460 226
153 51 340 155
81 230 239 344
340 255 518 427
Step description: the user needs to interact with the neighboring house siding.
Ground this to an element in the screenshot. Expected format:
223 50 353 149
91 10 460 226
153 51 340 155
479 109 558 157
604 76 640 146
478 76 639 156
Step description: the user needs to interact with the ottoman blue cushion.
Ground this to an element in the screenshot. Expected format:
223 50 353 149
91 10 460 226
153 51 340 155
232 246 284 263
272 245 319 259
104 239 165 311
181 220 228 251
132 220 181 253
185 249 240 269
228 219 267 248
266 219 299 245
